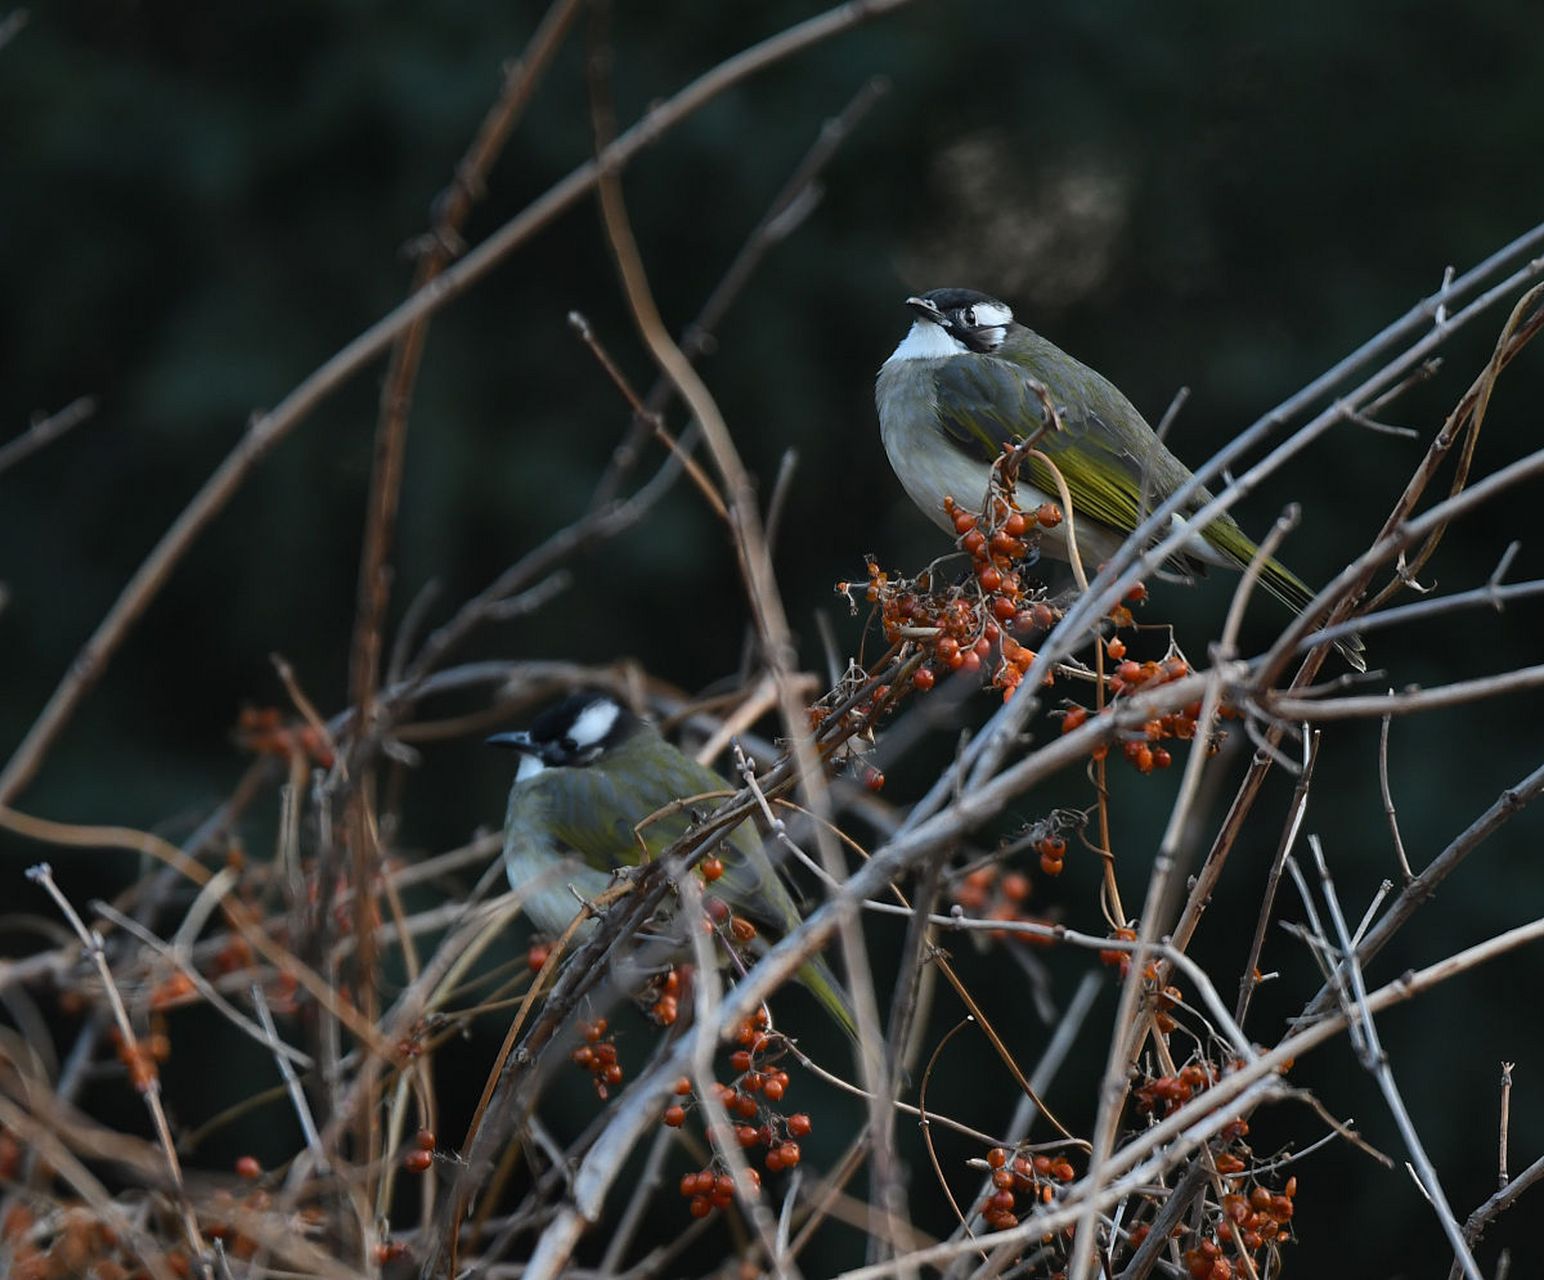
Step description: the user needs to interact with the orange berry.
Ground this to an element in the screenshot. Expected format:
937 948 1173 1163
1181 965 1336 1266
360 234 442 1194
701 857 724 883
235 1156 261 1180
989 530 1023 557
913 667 936 692
1036 502 1063 528
402 1149 432 1174
663 1105 687 1128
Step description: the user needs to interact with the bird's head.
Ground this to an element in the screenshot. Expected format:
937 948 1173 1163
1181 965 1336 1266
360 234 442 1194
488 693 641 778
888 288 1015 361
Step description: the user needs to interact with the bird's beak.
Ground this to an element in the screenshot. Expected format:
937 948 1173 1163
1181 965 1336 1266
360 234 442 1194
486 730 535 753
905 296 942 323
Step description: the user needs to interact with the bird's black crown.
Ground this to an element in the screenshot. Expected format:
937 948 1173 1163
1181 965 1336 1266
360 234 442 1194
500 693 642 767
914 287 1003 312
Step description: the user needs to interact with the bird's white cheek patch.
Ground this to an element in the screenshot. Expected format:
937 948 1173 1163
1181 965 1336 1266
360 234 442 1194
516 755 548 782
885 320 968 363
568 699 621 749
971 301 1014 329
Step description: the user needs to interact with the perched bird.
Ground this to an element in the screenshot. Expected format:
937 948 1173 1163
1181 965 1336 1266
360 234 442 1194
875 287 1364 669
489 693 856 1034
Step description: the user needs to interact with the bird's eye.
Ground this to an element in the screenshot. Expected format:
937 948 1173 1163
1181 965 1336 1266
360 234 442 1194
963 307 977 327
560 737 577 754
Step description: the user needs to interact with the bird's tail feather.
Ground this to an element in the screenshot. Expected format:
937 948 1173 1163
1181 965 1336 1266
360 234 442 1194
795 953 858 1040
1254 557 1366 673
1205 522 1365 671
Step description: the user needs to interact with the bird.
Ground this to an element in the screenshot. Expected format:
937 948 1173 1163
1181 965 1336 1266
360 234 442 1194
489 693 856 1035
875 287 1364 670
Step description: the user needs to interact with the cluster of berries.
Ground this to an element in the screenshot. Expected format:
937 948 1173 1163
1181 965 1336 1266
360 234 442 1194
661 1009 815 1214
1058 651 1212 775
837 469 1066 703
949 862 1055 945
1032 831 1069 877
1095 930 1189 1033
641 965 684 1028
1125 1175 1296 1280
677 1166 762 1219
571 1018 624 1100
803 662 892 790
234 705 335 768
3 1203 129 1280
202 1178 288 1272
399 1127 437 1174
1217 1177 1297 1253
702 894 763 954
855 493 1064 702
106 1021 170 1093
979 1144 1078 1232
1133 1060 1228 1117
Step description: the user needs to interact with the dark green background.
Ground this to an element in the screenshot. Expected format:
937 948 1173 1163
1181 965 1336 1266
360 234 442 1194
4 2 1544 1275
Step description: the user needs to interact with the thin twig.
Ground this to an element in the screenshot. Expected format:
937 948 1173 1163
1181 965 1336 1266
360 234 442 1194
1236 729 1320 1026
1378 707 1415 883
0 396 95 477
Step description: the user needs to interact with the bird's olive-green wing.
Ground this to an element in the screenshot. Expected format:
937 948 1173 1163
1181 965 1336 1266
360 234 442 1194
524 765 659 871
927 347 1366 669
928 354 1214 573
534 739 856 1035
531 739 801 932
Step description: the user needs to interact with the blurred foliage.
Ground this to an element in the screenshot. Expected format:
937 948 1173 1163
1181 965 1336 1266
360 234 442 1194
4 0 1544 1273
